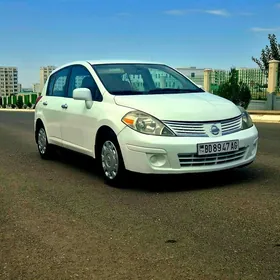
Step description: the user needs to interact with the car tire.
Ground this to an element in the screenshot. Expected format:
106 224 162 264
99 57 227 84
36 125 55 160
98 132 127 187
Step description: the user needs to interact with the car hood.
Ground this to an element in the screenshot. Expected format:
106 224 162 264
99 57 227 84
114 93 241 121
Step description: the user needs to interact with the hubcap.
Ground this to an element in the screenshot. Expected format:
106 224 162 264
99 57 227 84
38 128 47 154
101 141 119 180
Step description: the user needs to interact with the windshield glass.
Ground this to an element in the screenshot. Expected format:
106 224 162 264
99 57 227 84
92 63 204 95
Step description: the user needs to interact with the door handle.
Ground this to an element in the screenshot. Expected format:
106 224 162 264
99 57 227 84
61 104 68 109
43 101 48 106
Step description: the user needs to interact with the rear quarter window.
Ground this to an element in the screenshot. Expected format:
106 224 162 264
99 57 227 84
46 67 71 97
46 74 56 96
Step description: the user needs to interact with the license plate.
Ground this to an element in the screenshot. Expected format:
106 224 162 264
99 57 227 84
197 140 239 156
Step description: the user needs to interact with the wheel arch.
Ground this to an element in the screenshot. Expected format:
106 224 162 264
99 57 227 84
94 125 118 158
92 115 126 157
35 118 45 143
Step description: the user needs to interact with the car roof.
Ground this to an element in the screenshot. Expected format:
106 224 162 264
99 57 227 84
87 60 165 65
51 60 167 74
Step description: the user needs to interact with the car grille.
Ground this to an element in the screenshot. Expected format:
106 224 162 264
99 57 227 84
163 115 242 137
221 115 242 135
163 121 206 137
178 147 247 167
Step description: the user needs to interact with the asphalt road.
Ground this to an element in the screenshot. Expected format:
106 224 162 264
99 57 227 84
0 111 279 280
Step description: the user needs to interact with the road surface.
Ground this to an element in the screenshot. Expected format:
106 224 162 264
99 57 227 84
0 111 279 280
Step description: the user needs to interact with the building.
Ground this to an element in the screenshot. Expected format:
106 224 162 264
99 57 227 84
40 66 56 92
176 67 204 86
209 68 267 86
18 83 22 92
237 67 268 98
211 69 230 85
208 67 267 98
237 67 267 86
22 87 33 92
32 83 40 93
0 67 19 96
122 66 205 90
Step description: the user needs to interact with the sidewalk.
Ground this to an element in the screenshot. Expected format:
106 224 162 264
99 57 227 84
248 110 280 123
248 110 280 115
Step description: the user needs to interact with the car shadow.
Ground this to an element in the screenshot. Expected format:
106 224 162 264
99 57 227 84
53 147 264 193
127 168 261 193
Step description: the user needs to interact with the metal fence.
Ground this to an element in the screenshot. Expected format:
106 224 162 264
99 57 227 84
0 93 38 107
209 70 269 100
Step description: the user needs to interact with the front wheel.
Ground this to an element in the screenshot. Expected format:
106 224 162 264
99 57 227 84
36 126 55 160
98 134 127 187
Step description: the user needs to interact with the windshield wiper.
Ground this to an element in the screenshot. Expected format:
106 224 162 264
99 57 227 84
110 88 204 95
110 90 144 95
147 88 204 94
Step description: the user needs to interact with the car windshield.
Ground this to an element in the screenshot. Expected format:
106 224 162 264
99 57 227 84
92 63 204 95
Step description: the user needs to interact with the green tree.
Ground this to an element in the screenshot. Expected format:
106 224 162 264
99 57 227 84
252 34 280 79
16 96 24 109
215 68 252 109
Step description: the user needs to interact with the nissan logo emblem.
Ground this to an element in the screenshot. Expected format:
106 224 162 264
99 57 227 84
210 125 220 135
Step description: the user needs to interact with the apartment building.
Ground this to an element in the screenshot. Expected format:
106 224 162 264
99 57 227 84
211 69 230 85
0 67 18 96
40 66 56 92
176 67 205 86
32 83 41 93
18 83 22 92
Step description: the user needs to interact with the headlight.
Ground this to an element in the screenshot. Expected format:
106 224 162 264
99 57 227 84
121 111 175 136
238 106 253 130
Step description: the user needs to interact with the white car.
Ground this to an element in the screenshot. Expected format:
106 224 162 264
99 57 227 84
34 60 258 186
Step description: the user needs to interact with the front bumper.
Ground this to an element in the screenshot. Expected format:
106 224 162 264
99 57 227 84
117 125 258 174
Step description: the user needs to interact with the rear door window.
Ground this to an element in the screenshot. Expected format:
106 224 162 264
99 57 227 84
47 67 71 97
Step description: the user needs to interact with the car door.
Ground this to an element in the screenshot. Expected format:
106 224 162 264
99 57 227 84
60 64 103 155
41 67 71 145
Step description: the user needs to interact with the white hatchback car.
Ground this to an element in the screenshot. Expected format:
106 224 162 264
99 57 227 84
34 60 258 186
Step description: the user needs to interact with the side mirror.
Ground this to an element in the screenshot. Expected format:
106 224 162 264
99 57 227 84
73 88 93 109
73 88 92 101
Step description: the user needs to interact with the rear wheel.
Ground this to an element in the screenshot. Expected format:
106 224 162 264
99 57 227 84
98 132 127 187
36 126 55 160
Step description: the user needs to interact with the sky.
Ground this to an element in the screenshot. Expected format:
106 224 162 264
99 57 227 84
0 0 280 87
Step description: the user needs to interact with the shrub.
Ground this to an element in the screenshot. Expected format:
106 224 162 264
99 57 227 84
215 68 252 109
16 96 24 109
27 102 32 108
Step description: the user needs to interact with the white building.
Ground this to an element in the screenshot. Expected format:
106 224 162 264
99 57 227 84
32 83 41 93
176 67 205 86
18 83 22 92
0 67 19 96
40 66 56 92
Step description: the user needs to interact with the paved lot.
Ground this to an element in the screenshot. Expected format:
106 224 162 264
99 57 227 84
0 111 279 280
